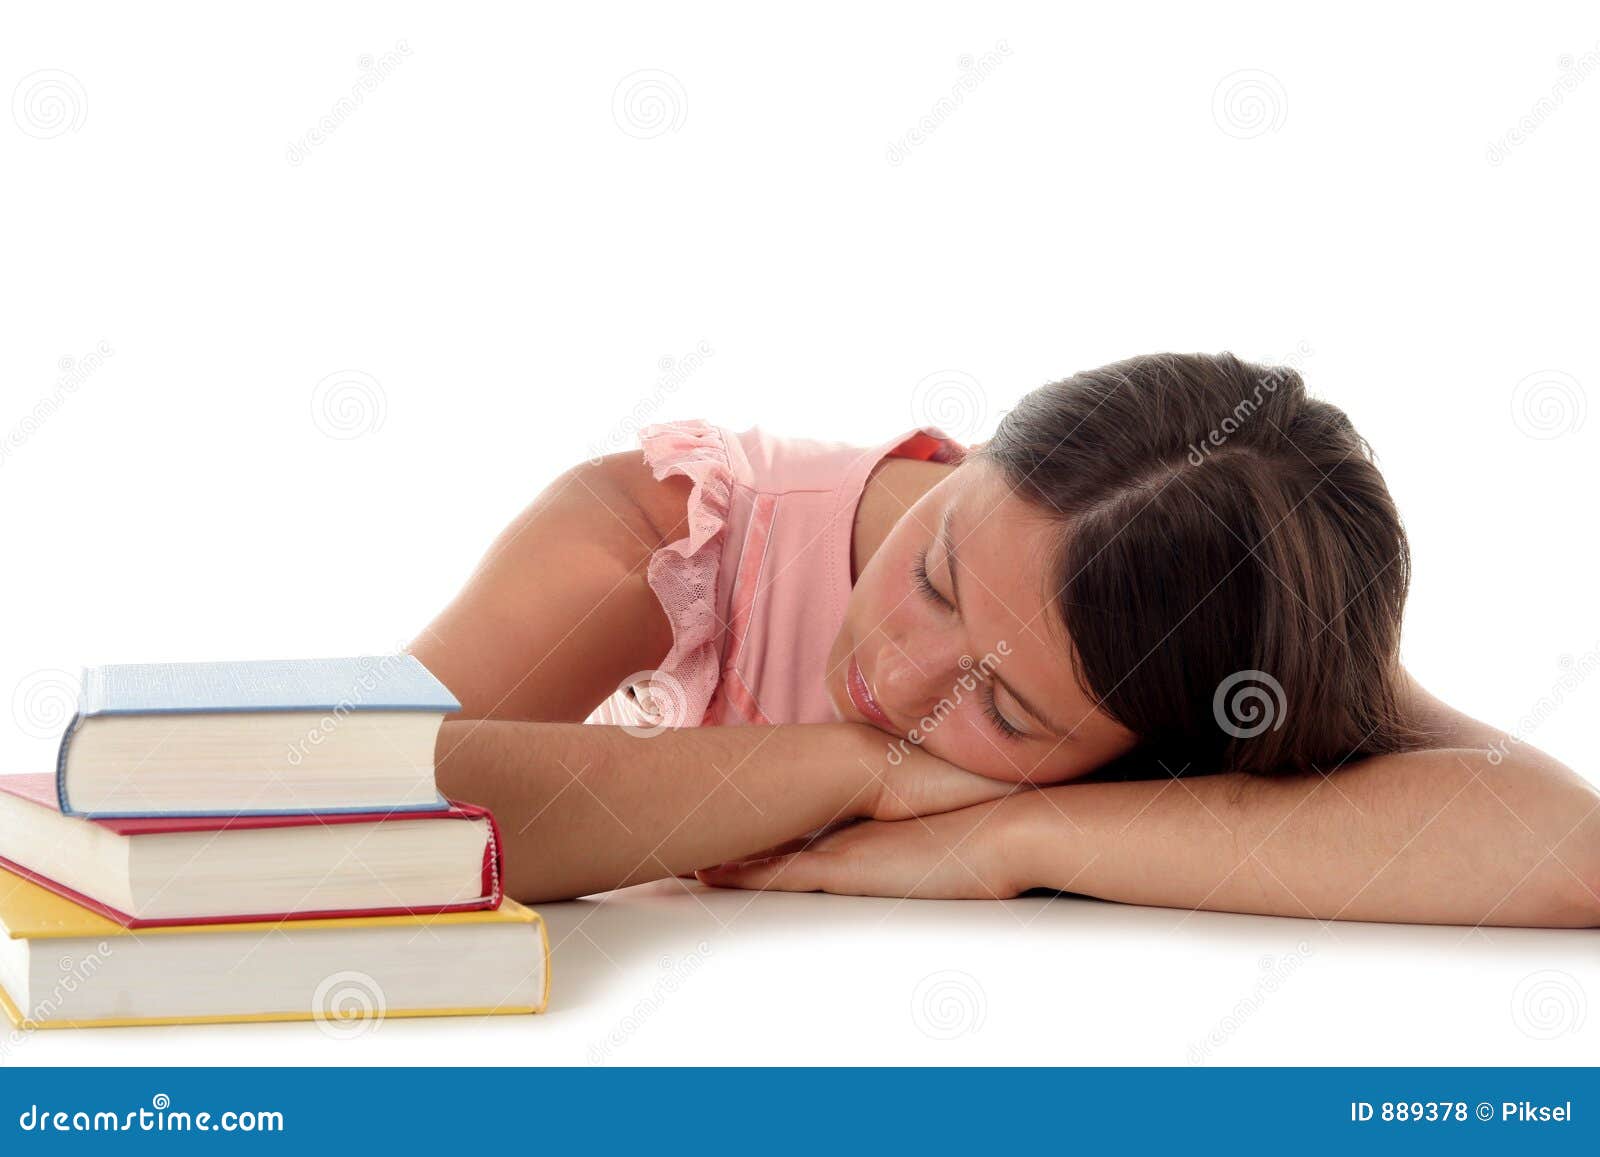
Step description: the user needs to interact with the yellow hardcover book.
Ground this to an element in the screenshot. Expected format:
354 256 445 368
0 866 549 1029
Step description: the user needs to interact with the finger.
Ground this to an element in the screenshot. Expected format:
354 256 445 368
702 819 859 871
732 835 812 862
695 853 827 892
687 831 818 877
876 762 1019 819
939 767 1021 808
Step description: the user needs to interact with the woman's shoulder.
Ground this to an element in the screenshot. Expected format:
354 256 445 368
580 449 696 550
597 418 966 553
1396 671 1509 752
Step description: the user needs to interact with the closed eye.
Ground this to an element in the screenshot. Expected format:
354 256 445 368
911 548 953 609
982 682 1025 740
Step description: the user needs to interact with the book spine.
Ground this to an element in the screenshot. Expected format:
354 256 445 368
53 714 85 814
481 809 504 907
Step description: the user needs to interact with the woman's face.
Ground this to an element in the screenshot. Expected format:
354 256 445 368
825 459 1138 783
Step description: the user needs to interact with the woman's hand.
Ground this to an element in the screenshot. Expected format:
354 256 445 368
695 798 1029 900
696 754 1019 879
862 742 1019 821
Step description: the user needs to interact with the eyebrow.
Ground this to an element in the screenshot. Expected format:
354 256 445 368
942 506 1070 738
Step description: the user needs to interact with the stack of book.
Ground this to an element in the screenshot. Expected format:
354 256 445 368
0 655 548 1029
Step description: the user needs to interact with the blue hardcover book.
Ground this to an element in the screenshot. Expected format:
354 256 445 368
55 655 461 818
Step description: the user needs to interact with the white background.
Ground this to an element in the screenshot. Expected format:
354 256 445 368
1 2 1596 1066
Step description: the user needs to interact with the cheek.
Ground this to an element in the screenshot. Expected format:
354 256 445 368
906 697 1028 781
849 539 917 630
915 704 1139 784
918 728 1033 783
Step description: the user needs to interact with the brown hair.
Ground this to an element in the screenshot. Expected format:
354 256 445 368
981 352 1418 776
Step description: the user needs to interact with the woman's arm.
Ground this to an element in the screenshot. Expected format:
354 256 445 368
410 452 690 723
435 719 1016 903
412 454 1012 901
700 680 1600 928
1005 743 1600 927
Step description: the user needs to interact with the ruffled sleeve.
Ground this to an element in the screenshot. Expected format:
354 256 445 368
594 420 734 732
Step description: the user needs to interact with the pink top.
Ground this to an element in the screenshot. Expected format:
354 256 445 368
589 420 965 730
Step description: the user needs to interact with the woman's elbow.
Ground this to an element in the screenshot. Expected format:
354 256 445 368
1563 839 1600 928
1534 802 1600 928
1478 751 1600 928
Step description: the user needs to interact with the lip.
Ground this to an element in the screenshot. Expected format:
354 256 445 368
845 658 896 730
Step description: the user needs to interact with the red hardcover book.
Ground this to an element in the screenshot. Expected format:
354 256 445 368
0 773 502 928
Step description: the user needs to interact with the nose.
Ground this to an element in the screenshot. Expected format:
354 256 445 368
869 630 965 722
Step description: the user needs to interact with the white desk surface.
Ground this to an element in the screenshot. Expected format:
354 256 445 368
9 880 1596 1066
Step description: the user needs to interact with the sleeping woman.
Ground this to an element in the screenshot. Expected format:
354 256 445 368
412 352 1600 926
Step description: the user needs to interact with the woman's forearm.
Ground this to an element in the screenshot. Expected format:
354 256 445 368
436 720 880 901
1010 747 1600 927
433 718 1017 903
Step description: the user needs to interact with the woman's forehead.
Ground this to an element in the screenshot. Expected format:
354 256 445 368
942 466 1100 734
944 465 1058 633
